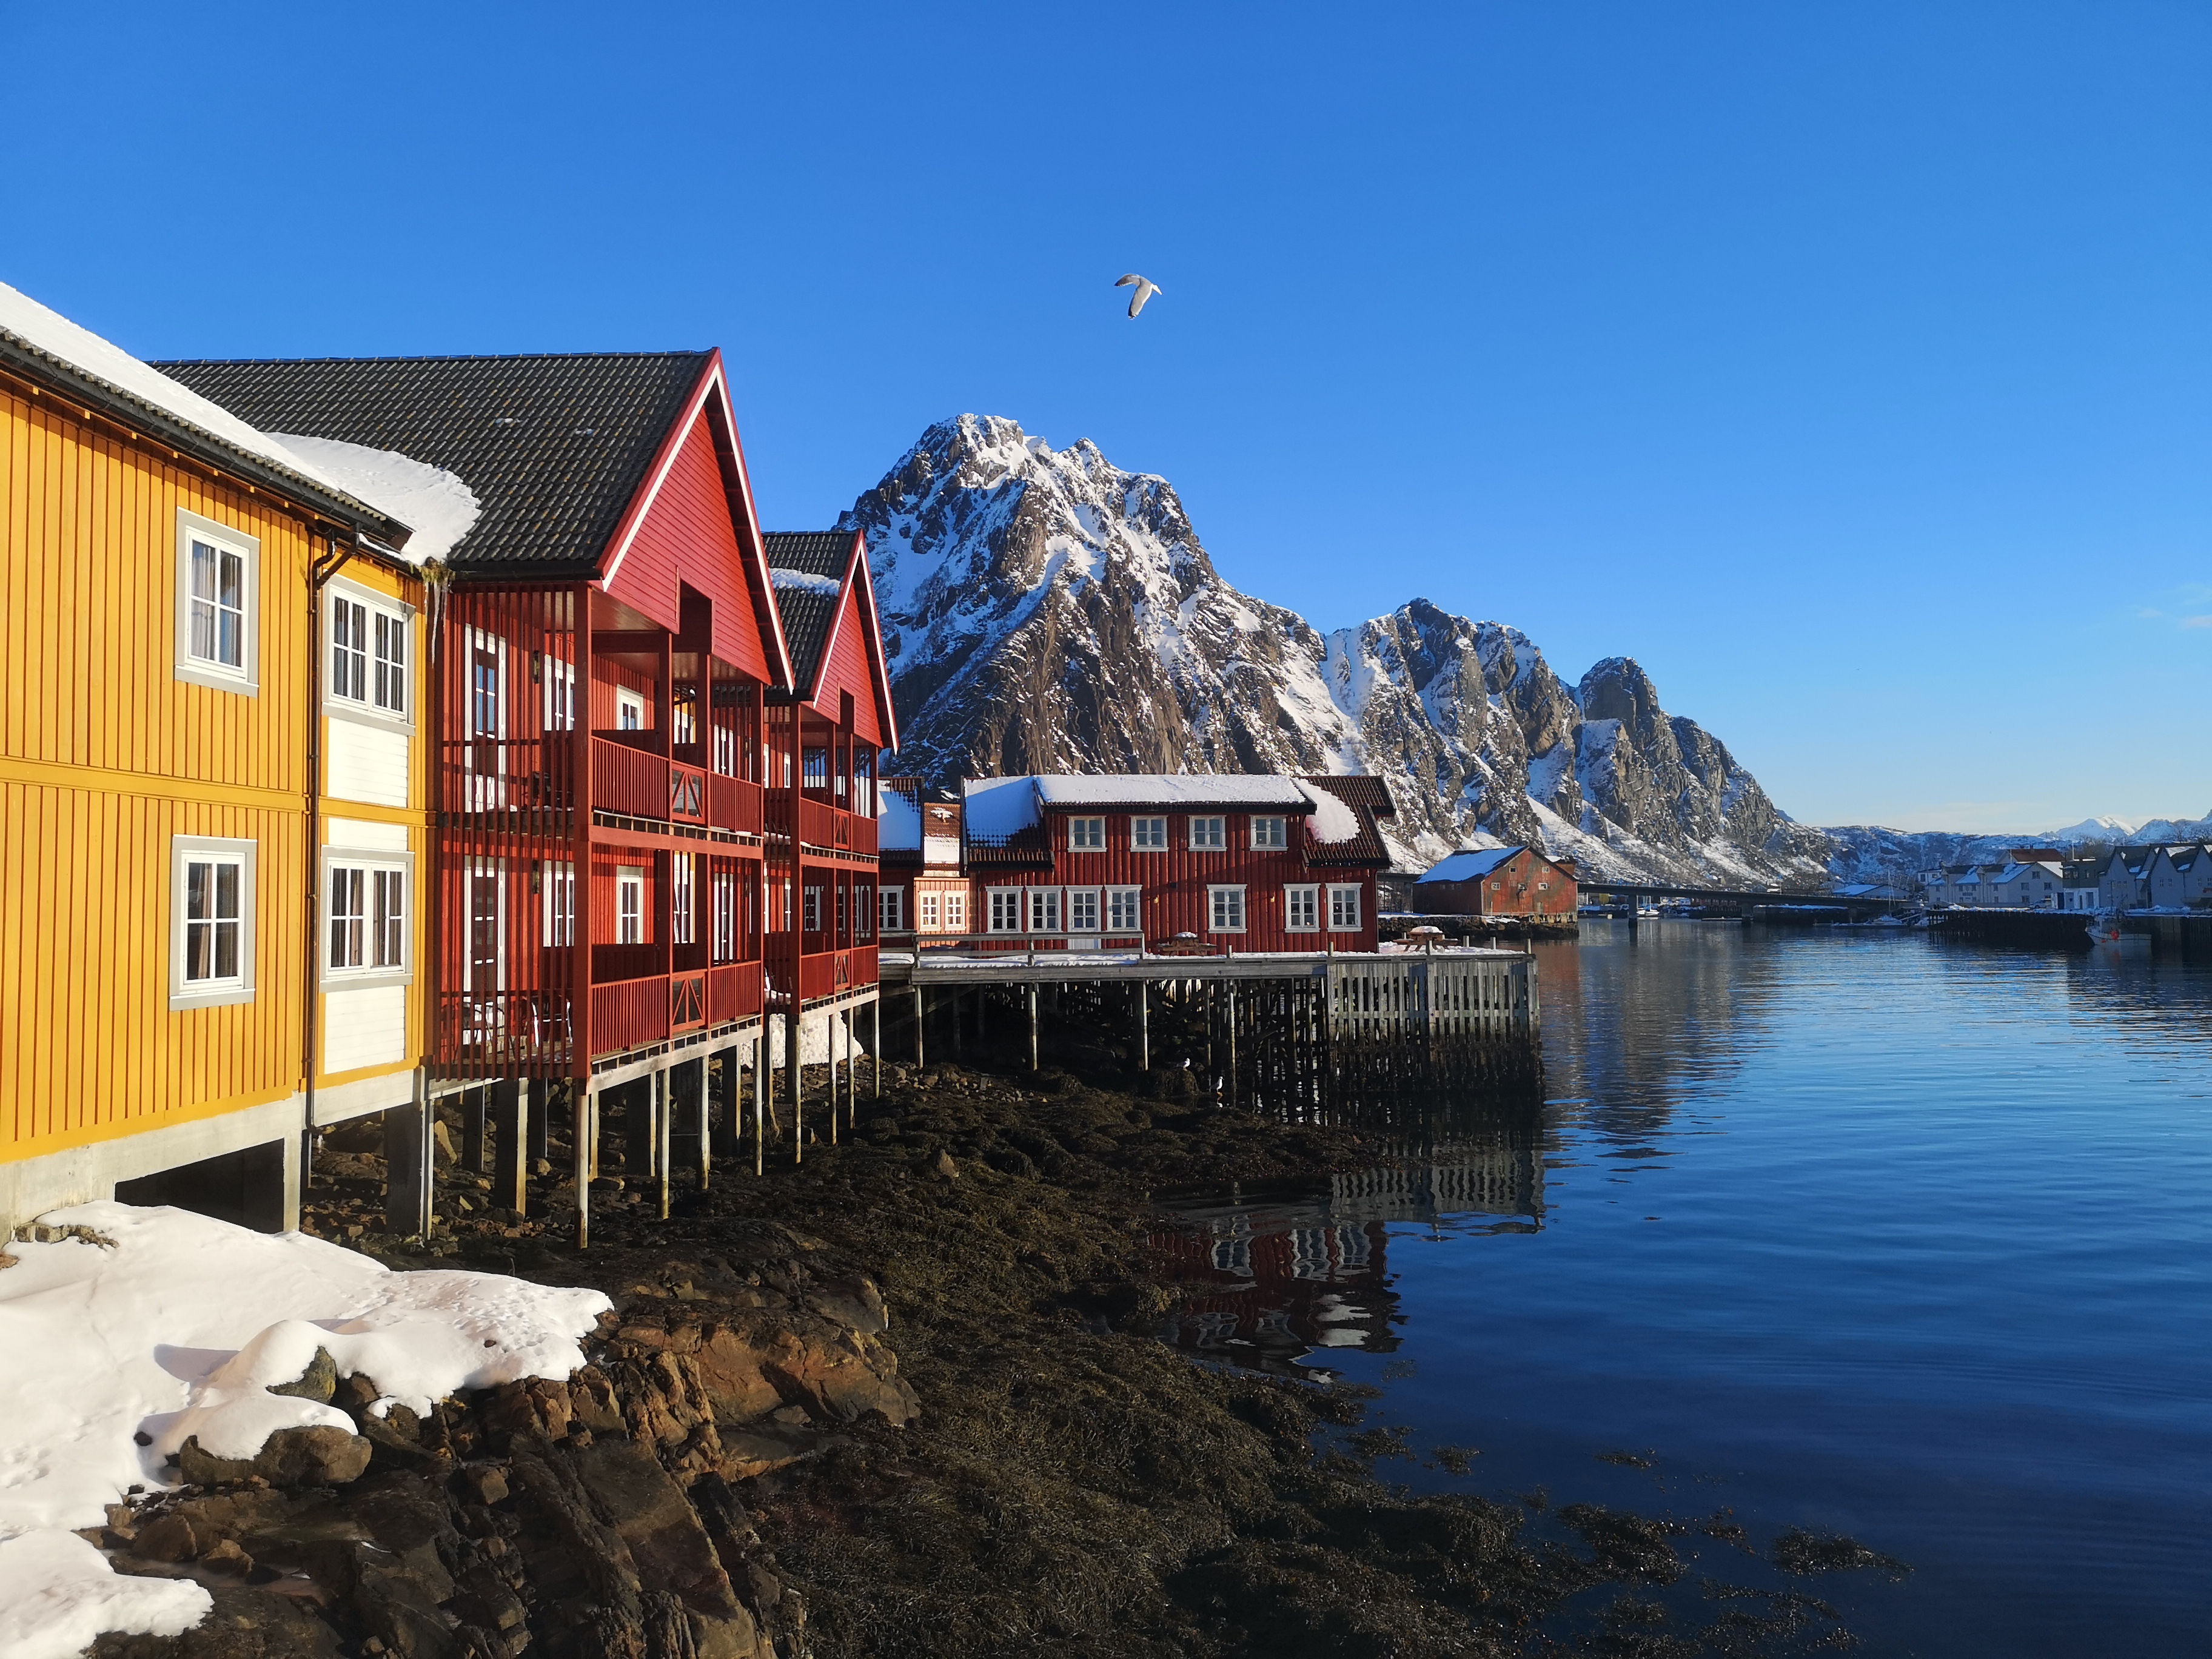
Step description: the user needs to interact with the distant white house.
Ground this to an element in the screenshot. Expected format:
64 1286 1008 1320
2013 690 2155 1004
2144 844 2212 910
1987 862 2062 908
2099 848 2157 910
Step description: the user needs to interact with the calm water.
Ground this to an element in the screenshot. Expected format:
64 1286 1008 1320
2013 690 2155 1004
1159 923 2212 1655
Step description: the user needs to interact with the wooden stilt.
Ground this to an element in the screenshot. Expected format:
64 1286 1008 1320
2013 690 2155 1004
1139 980 1150 1071
695 1057 711 1191
574 1084 596 1250
752 1033 765 1178
492 1078 527 1214
1028 984 1039 1071
656 1066 672 1219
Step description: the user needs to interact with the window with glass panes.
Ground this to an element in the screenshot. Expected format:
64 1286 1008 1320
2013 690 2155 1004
1190 816 1225 850
1108 886 1142 931
1068 816 1105 850
184 855 244 984
1208 886 1246 930
1132 816 1167 851
1329 884 1361 930
1285 885 1319 930
189 538 246 672
1027 888 1061 931
1067 888 1100 931
1251 815 1287 850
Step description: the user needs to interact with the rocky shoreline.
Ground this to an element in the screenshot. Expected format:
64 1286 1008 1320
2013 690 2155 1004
88 1065 1892 1658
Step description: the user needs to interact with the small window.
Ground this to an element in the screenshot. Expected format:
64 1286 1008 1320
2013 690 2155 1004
1132 816 1168 851
836 882 849 934
330 589 411 718
1107 886 1142 931
175 512 258 694
1208 885 1247 931
1190 816 1225 851
712 869 737 960
326 855 411 979
617 866 646 944
990 888 1022 933
545 659 577 732
946 892 967 931
882 887 906 932
1069 816 1105 851
1329 884 1362 931
919 892 940 930
171 836 256 1008
804 885 823 933
672 854 696 945
617 688 646 731
1028 888 1062 933
1285 885 1319 931
1252 816 1287 850
1068 888 1101 931
544 861 576 947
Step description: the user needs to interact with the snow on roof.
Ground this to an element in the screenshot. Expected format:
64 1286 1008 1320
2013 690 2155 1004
1417 846 1526 883
1296 779 1361 844
1031 775 1312 809
0 282 402 535
0 1202 610 1655
270 435 480 566
877 784 922 851
770 566 843 597
963 775 1041 839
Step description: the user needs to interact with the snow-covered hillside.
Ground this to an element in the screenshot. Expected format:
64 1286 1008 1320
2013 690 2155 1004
839 415 1832 885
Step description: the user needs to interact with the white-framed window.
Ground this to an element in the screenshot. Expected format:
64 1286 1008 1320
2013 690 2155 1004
1252 816 1287 850
1285 885 1320 931
989 888 1023 933
1028 888 1062 932
712 868 737 960
671 853 696 945
945 891 967 932
1329 883 1362 931
1208 885 1247 931
174 511 258 694
328 582 411 720
170 836 255 1008
544 860 576 947
1132 816 1168 851
919 891 941 930
804 885 823 933
1068 816 1105 851
1107 886 1142 931
1190 816 1225 851
617 866 646 944
882 887 906 932
545 659 577 731
1067 888 1101 931
324 852 411 982
616 687 646 731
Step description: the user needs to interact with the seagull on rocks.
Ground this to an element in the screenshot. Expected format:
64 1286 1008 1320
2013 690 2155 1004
1115 273 1162 318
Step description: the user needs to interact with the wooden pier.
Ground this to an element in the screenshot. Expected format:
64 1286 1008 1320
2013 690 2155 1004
879 947 1542 1104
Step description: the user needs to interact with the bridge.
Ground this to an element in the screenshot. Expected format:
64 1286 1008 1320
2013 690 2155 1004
1570 880 1910 918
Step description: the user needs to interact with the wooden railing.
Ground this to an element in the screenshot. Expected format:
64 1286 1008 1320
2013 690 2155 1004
592 737 667 820
793 945 879 1003
670 970 707 1031
709 961 765 1025
796 799 880 854
709 774 763 835
669 763 707 825
434 990 573 1073
591 976 666 1055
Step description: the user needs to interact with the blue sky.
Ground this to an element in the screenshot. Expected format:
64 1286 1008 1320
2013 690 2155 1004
4 2 2205 831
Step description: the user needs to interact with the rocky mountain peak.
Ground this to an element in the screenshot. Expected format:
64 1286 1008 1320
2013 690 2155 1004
841 415 1832 886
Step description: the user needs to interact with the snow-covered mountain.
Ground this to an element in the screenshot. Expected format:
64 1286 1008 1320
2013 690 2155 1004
1826 812 2212 888
840 415 1832 884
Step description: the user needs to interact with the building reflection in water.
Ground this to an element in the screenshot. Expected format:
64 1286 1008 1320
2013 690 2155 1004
1152 1110 1545 1375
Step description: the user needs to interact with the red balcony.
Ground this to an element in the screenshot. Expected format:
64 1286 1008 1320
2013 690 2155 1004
796 799 880 855
709 774 763 836
593 737 666 820
669 763 706 825
709 960 764 1024
591 976 666 1055
671 970 707 1031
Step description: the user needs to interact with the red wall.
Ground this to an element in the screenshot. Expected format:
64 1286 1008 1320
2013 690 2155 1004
1417 850 1577 917
973 808 1379 950
605 409 773 684
811 579 888 747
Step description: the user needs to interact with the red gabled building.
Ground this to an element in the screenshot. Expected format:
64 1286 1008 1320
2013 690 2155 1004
1411 846 1577 919
757 531 898 1078
165 353 892 1179
957 774 1395 953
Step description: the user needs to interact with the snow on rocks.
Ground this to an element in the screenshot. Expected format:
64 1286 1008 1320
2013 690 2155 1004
0 1530 211 1659
0 1201 609 1654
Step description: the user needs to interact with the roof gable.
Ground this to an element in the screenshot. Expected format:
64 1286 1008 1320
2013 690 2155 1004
764 530 898 746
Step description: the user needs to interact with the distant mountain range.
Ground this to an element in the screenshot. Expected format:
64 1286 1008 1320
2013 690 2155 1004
837 415 2205 886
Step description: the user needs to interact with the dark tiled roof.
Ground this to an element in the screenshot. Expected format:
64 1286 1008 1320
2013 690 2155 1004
1301 775 1396 866
763 531 855 695
153 352 712 575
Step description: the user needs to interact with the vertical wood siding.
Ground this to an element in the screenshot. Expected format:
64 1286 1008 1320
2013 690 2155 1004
812 582 887 746
2 388 318 1159
605 413 773 683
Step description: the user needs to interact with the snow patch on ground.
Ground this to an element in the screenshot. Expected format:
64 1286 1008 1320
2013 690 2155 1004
0 1530 210 1659
0 1203 610 1655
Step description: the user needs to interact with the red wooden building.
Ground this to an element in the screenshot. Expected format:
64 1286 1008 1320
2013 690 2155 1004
166 353 894 1178
1411 846 1578 919
957 774 1395 953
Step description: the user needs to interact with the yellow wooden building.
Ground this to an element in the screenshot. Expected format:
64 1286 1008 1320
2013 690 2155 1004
0 283 437 1230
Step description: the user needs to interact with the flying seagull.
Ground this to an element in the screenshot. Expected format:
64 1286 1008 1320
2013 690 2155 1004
1115 273 1161 318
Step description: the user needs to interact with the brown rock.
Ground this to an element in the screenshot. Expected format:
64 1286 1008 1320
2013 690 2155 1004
199 1537 255 1576
178 1426 372 1489
134 1511 206 1561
